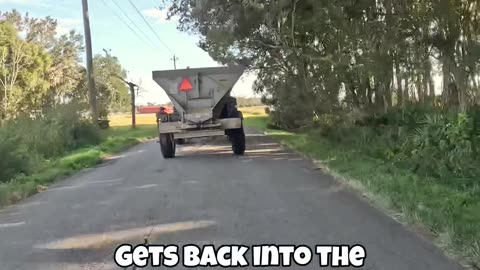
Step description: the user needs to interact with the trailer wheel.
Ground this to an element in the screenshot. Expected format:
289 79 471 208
231 127 246 155
160 134 176 158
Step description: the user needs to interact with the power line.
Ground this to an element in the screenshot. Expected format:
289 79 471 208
99 0 154 49
99 0 152 48
109 0 158 48
127 0 175 55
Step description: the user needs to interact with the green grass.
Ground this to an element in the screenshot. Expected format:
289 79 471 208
244 115 480 268
0 125 157 208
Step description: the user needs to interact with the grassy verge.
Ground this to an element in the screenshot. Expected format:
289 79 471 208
0 125 157 208
244 115 480 268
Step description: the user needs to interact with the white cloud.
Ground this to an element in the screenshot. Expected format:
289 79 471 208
142 7 177 24
56 18 82 35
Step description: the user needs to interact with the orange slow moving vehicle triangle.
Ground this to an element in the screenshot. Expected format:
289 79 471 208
179 77 193 92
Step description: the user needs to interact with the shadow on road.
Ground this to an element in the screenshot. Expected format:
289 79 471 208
175 134 302 162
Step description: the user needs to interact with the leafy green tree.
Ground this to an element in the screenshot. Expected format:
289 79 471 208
167 0 480 127
1 10 86 109
0 21 51 118
0 9 57 49
44 31 85 107
74 53 130 118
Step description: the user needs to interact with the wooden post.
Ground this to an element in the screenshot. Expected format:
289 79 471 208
114 75 138 129
129 82 137 128
82 0 98 123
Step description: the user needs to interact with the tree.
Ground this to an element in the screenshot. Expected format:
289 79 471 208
1 10 86 108
0 9 131 121
44 31 85 107
0 9 58 49
0 22 51 118
74 53 129 118
167 0 480 128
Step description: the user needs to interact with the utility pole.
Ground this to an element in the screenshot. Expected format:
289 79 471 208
171 54 179 70
115 75 138 128
82 0 98 124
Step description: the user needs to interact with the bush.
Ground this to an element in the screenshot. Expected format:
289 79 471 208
73 121 102 146
267 106 314 130
0 129 39 182
309 107 480 189
399 112 480 182
0 104 101 183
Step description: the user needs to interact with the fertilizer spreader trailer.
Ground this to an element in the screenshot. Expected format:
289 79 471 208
152 65 246 158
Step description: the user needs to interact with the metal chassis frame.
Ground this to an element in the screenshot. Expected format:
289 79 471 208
157 117 242 140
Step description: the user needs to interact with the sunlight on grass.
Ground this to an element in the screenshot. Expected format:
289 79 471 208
243 113 480 267
0 124 158 208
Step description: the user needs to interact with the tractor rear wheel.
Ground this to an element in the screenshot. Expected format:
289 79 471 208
160 134 176 158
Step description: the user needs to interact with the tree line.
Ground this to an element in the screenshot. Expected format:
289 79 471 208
167 0 480 127
167 0 480 219
165 2 480 264
0 10 130 120
0 10 132 186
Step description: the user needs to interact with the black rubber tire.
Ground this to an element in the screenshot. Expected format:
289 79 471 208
231 127 246 155
160 134 176 158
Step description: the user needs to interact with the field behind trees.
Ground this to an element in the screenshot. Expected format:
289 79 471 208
166 0 480 267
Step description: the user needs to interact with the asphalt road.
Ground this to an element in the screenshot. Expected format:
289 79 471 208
0 127 465 270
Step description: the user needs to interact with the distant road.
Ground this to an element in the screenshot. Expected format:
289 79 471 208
0 127 464 269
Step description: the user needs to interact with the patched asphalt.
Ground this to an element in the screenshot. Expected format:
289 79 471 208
0 128 465 270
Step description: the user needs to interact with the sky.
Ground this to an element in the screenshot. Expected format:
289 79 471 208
0 0 258 105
